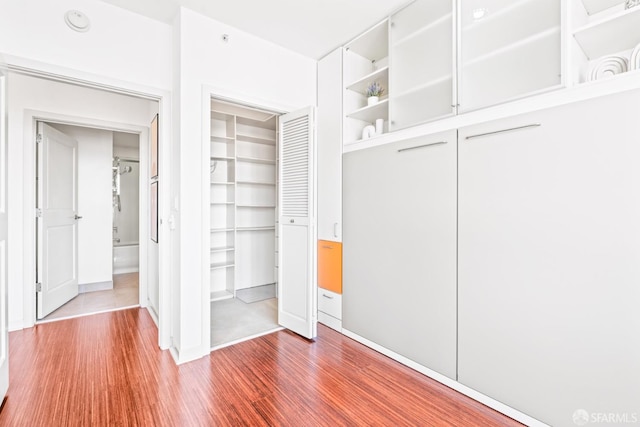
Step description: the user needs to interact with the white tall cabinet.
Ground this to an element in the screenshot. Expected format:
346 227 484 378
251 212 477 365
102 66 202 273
458 90 640 426
343 131 457 379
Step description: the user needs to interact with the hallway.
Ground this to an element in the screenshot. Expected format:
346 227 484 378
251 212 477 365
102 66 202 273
1 308 521 426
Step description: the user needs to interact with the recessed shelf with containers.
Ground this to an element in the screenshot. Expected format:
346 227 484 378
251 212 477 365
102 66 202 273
343 19 389 144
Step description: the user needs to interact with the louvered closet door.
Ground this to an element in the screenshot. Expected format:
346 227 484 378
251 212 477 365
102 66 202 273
278 107 317 339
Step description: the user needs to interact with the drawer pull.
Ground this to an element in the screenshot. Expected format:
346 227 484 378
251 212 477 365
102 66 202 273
397 141 447 153
322 245 333 249
465 123 541 141
322 294 334 299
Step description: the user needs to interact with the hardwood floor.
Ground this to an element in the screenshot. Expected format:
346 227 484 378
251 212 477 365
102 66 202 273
0 308 521 426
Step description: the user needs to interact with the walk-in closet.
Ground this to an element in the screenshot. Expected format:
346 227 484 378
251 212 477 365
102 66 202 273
208 98 280 348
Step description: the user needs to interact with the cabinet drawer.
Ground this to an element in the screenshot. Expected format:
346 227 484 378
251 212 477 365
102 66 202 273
318 288 342 320
318 240 342 293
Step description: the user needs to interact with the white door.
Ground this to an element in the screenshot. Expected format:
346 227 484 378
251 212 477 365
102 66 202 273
278 107 317 339
0 62 10 400
37 122 80 319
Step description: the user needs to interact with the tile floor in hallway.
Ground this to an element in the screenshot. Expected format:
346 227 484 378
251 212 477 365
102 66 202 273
43 272 139 321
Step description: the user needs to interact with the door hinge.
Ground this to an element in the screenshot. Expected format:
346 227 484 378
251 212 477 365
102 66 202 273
36 134 42 144
36 208 42 218
36 282 42 292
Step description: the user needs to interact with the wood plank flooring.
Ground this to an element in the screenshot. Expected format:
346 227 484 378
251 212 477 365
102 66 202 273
0 308 522 426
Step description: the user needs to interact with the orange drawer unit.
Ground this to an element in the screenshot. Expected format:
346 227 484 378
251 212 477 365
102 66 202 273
318 240 342 294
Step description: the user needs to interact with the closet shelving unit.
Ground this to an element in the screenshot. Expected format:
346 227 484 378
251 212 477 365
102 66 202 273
209 100 278 302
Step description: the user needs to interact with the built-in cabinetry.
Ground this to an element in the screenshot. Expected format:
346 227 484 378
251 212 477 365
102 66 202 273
457 90 640 427
209 99 278 301
343 131 457 380
317 48 344 330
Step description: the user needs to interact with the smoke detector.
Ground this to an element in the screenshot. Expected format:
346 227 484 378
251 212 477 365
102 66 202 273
64 10 91 32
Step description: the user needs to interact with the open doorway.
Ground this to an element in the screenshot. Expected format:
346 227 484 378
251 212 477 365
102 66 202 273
37 123 141 321
208 98 282 349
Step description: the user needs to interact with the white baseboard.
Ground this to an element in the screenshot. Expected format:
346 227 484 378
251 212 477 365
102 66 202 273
318 311 342 332
341 328 547 427
79 280 113 293
113 267 139 275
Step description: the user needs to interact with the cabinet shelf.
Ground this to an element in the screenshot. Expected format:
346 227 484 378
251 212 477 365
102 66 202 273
211 181 235 185
211 262 235 270
237 226 276 232
210 228 235 233
237 180 276 186
211 135 234 142
236 156 276 165
392 12 452 48
463 26 560 68
236 133 276 145
346 99 389 122
580 0 624 15
211 246 235 253
394 74 452 99
211 156 235 161
211 202 234 205
210 290 234 302
573 6 640 59
345 66 389 94
236 205 276 208
346 19 389 61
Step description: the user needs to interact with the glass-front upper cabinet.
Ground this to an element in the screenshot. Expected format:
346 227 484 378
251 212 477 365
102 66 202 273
389 0 455 132
459 0 562 112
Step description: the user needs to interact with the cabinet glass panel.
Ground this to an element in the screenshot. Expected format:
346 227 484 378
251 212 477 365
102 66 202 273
390 0 454 131
459 0 562 112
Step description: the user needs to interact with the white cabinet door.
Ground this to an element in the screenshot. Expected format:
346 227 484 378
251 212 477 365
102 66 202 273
317 48 343 242
389 0 455 130
459 0 562 111
278 107 317 339
343 130 457 379
458 91 640 426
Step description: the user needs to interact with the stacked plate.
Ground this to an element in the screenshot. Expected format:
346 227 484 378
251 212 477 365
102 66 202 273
588 42 640 81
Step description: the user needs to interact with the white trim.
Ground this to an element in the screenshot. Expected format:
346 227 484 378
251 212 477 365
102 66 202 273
78 281 113 293
35 304 140 324
24 110 148 328
210 327 284 352
4 55 172 352
341 328 549 427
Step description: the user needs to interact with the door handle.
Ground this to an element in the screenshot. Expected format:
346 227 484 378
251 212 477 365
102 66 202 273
322 294 334 299
333 222 338 238
74 214 83 220
322 246 333 249
397 141 447 153
465 123 541 140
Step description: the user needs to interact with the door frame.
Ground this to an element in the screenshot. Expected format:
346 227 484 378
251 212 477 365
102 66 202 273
30 113 148 319
8 58 171 351
201 84 297 349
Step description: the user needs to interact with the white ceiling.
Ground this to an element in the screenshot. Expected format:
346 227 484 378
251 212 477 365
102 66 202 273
98 0 409 59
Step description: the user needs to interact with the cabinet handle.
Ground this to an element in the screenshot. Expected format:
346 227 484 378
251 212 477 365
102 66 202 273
322 245 333 249
397 141 447 153
465 123 541 141
333 222 338 238
322 294 334 299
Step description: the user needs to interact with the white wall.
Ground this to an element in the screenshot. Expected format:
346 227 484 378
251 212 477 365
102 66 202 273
0 0 172 91
51 124 113 285
171 8 317 361
8 72 156 330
